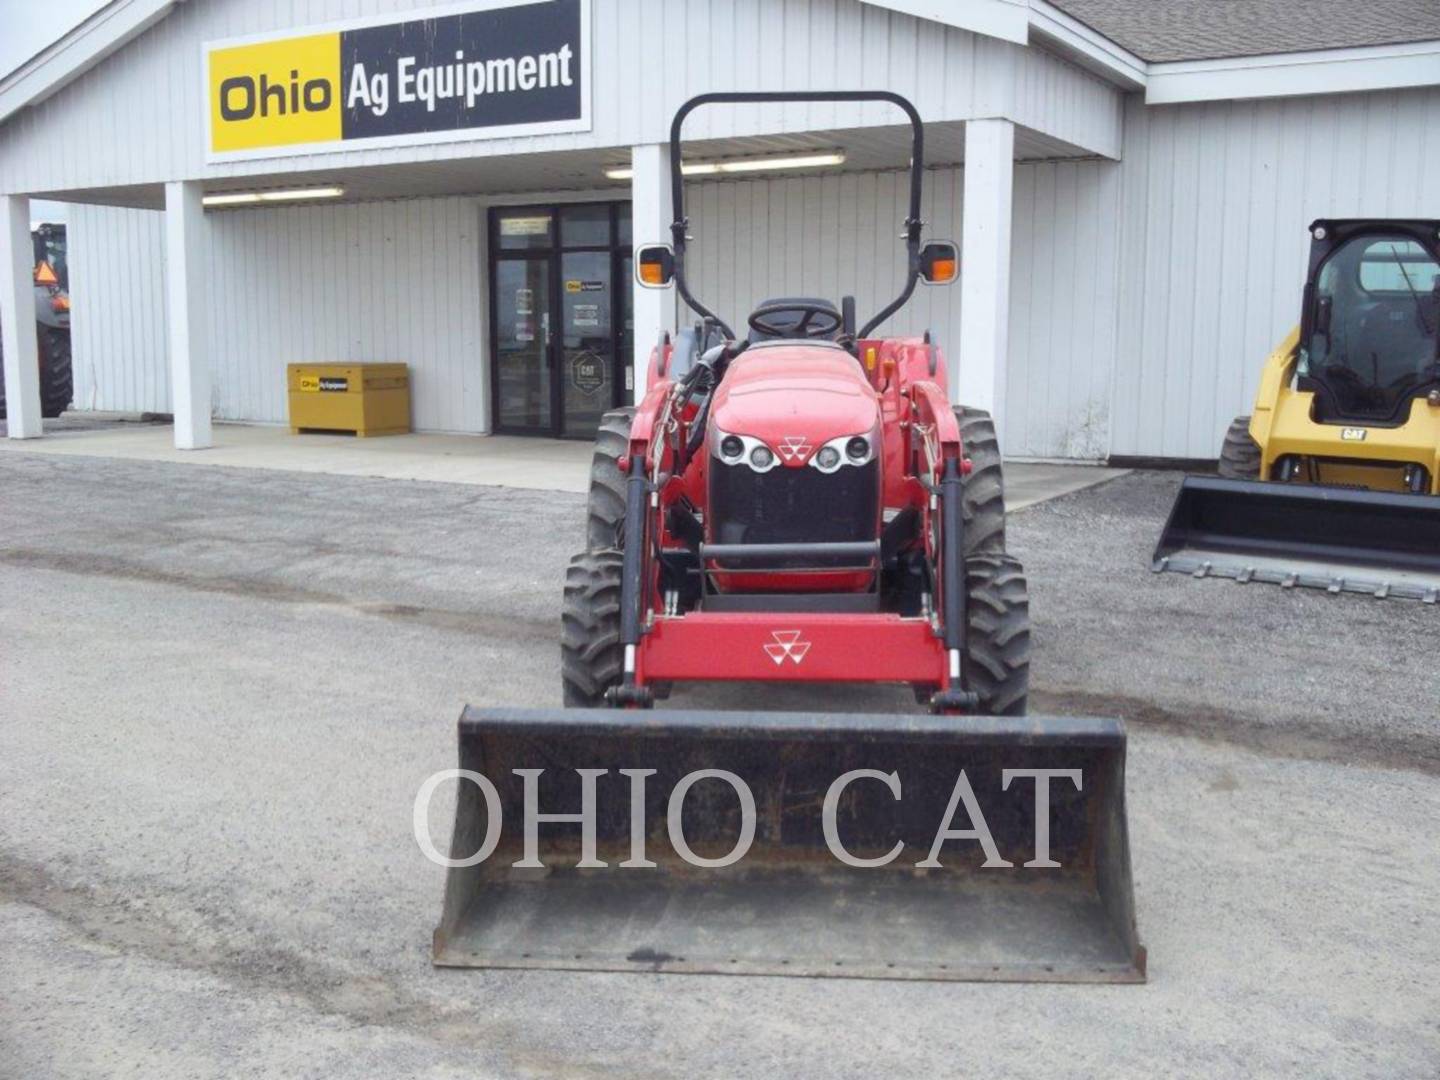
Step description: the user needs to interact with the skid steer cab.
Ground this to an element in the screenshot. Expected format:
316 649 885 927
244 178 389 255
1155 219 1440 601
435 92 1144 987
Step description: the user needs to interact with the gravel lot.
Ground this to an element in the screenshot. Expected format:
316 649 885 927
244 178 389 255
1 453 1436 1079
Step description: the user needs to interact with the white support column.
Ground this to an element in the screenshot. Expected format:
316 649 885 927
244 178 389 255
629 142 675 405
1 194 43 438
956 119 1015 431
164 180 211 449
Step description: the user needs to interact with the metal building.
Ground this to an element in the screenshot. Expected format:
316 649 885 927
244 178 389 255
2 0 1437 460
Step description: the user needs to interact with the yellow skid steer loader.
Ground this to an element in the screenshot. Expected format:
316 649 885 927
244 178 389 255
1155 219 1440 602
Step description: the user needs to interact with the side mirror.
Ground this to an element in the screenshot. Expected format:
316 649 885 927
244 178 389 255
919 241 958 286
635 244 675 289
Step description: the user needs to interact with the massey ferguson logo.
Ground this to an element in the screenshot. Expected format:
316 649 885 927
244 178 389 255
777 436 813 462
764 630 811 665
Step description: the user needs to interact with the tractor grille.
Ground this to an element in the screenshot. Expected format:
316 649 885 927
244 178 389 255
709 458 879 562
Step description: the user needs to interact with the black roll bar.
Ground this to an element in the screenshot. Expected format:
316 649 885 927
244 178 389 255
666 91 927 341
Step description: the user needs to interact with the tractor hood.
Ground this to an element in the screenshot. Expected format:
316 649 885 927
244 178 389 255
710 344 879 464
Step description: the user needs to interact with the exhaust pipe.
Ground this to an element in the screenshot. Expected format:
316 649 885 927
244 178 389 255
432 707 1146 984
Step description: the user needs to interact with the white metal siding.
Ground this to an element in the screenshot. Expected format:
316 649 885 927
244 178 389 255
205 197 486 430
1008 159 1121 459
1110 85 1440 458
0 0 1121 196
685 168 964 355
68 164 1122 452
685 160 1122 459
68 197 489 430
69 203 170 413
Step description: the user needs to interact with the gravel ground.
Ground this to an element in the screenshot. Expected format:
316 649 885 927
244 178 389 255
1 453 1436 1079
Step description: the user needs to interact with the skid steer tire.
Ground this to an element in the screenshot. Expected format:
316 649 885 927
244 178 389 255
954 406 1006 555
1217 415 1262 480
964 552 1030 716
587 408 635 551
561 549 625 707
40 328 72 419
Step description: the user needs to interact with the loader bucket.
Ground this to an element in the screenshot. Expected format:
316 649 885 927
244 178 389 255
1153 476 1440 602
432 707 1146 984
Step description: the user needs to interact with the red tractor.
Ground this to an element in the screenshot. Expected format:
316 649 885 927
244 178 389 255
433 95 1143 985
562 90 1028 715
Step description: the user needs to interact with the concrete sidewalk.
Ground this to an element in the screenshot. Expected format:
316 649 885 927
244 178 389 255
0 418 1127 506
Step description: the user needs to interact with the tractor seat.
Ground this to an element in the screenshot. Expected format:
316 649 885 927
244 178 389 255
746 296 842 343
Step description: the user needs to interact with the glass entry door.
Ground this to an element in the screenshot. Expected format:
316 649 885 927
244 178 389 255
494 257 552 432
490 203 633 439
560 250 613 435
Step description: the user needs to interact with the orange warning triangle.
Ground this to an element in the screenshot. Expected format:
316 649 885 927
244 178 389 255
34 261 58 286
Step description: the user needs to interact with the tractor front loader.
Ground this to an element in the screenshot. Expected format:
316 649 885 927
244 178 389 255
435 92 1144 984
1155 219 1440 601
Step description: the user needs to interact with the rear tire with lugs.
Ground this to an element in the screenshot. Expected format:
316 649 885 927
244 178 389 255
561 549 624 707
964 552 1030 716
955 406 1006 555
41 327 72 419
1217 415 1261 480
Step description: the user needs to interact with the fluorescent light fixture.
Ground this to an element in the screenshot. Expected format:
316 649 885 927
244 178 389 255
202 192 262 206
203 186 345 208
604 151 845 181
603 163 718 180
718 152 845 173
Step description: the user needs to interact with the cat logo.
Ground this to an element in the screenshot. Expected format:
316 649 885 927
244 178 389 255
1340 428 1368 441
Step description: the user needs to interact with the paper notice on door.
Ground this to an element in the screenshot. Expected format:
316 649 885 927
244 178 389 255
572 303 601 328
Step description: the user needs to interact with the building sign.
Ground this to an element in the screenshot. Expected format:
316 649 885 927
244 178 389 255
205 0 590 161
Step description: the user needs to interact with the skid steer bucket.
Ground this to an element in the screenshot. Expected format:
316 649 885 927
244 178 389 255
1153 477 1440 602
432 707 1145 984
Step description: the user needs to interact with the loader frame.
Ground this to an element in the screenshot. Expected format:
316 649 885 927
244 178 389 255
606 90 981 709
614 338 974 706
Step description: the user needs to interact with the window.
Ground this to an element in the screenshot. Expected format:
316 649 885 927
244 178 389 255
1357 239 1440 295
496 212 552 251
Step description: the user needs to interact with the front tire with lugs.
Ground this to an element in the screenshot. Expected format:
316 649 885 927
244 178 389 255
561 549 624 707
586 408 635 551
964 552 1030 716
954 406 1006 555
1217 415 1261 480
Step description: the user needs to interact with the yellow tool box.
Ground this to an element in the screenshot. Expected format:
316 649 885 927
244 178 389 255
287 363 411 437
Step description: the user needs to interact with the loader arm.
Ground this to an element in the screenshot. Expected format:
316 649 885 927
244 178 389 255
1248 326 1301 452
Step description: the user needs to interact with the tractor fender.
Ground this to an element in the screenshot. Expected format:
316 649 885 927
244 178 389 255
625 377 676 463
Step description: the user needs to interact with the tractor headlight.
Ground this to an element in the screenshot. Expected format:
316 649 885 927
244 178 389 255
712 429 780 472
810 431 876 474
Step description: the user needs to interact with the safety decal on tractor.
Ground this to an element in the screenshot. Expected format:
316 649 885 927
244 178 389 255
205 0 590 160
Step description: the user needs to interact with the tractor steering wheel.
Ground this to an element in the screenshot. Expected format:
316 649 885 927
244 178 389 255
747 301 843 340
